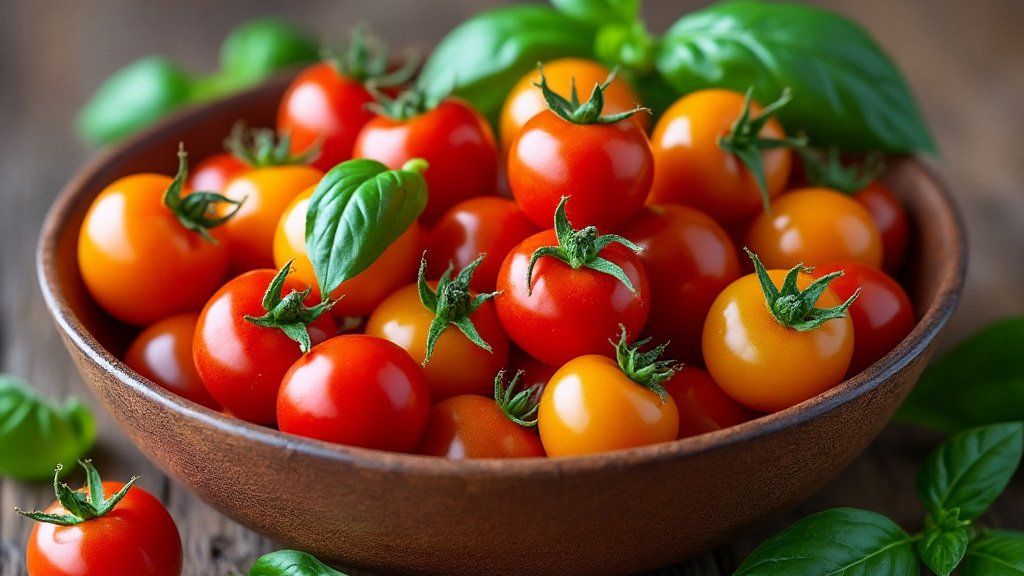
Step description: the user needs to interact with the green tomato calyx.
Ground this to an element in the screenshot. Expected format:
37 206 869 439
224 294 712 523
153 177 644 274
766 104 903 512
225 122 318 168
747 248 859 332
164 145 244 244
718 87 807 213
325 23 418 87
801 147 885 196
244 260 336 353
16 461 138 527
494 369 540 429
526 196 642 296
418 253 500 365
610 325 678 403
535 63 648 125
367 87 438 122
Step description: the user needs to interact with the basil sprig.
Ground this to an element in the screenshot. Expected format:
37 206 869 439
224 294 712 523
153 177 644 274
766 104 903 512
736 422 1024 576
250 550 347 576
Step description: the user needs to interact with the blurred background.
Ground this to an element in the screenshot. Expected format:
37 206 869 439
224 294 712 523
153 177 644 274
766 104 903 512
1 1 1022 574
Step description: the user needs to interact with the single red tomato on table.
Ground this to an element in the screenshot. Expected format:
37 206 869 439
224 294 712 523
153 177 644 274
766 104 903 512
663 366 759 439
123 313 220 411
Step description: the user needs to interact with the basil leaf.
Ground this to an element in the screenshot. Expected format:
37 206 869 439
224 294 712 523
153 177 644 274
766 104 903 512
306 159 427 300
897 318 1024 434
656 0 935 153
962 530 1024 576
250 550 347 576
735 508 918 576
417 5 597 126
550 0 639 26
0 375 95 482
918 518 969 576
219 19 319 87
917 422 1024 521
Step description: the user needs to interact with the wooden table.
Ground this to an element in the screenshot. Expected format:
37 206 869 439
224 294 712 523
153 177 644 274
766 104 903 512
2 1 1022 574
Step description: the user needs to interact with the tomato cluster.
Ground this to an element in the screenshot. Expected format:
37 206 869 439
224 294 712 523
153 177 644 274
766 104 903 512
79 49 918 460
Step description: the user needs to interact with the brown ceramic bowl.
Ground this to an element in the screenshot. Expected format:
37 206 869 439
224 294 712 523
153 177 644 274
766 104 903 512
38 75 965 576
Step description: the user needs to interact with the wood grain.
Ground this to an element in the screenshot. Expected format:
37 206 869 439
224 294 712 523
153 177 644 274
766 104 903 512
2 1 1023 575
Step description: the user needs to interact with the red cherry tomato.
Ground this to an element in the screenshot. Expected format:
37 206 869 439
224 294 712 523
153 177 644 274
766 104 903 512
663 366 758 439
193 268 336 424
416 394 545 459
185 152 248 193
123 313 220 411
495 230 650 367
354 97 498 223
854 180 909 274
425 197 539 293
617 204 741 364
505 346 560 396
277 335 430 452
812 262 916 376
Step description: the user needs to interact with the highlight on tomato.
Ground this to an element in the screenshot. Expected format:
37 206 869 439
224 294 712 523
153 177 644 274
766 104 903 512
185 152 248 193
123 312 220 410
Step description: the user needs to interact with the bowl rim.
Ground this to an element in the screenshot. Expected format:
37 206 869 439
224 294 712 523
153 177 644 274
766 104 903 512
37 80 967 480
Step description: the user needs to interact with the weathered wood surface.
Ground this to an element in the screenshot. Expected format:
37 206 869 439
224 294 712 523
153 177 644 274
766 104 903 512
1 1 1023 574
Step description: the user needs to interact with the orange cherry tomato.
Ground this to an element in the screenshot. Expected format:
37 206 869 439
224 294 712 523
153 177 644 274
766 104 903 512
538 355 678 457
855 180 909 274
702 269 854 412
663 366 758 439
416 394 545 459
123 313 220 411
185 152 248 193
219 164 324 274
499 57 646 153
273 186 424 318
746 187 884 270
647 89 792 224
78 173 229 326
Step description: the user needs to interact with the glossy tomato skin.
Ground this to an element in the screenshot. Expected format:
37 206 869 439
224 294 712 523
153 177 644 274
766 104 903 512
277 62 377 172
124 313 220 411
416 395 545 459
538 355 678 456
663 366 758 439
617 204 741 364
703 270 854 413
499 57 646 153
277 335 430 452
354 98 498 223
813 262 916 376
185 152 248 193
647 89 792 224
855 181 909 274
365 283 510 403
425 197 539 293
27 481 182 576
193 269 336 424
508 110 653 231
219 165 324 274
273 186 425 318
495 230 650 367
78 174 229 326
746 187 884 270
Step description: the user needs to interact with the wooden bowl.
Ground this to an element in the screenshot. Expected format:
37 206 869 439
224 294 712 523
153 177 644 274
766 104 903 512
38 76 965 576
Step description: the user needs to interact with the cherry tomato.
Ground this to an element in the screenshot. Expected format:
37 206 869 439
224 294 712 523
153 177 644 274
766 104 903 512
185 152 248 193
193 268 336 424
425 197 539 293
495 229 650 367
538 355 678 456
123 313 220 411
505 346 559 397
78 173 229 326
416 394 545 459
663 366 758 439
273 186 425 318
854 180 909 274
617 204 741 364
703 268 854 412
219 164 324 274
813 262 916 376
26 479 182 576
746 187 884 270
277 62 378 172
508 108 652 232
499 57 646 153
366 283 510 403
647 89 793 224
354 97 498 223
277 334 430 452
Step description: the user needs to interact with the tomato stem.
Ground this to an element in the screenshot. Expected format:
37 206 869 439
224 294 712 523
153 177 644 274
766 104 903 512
16 461 139 526
225 122 319 168
324 23 418 87
801 147 885 195
535 64 649 125
494 369 540 428
746 248 859 332
244 260 336 353
163 145 244 243
610 325 677 402
417 253 500 365
367 86 436 121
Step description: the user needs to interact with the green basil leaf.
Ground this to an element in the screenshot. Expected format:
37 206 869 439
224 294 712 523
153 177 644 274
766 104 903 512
417 5 597 126
551 0 639 26
306 159 427 300
897 318 1024 434
655 0 935 153
0 375 95 482
917 422 1024 521
219 18 319 86
918 518 969 576
735 508 918 576
962 530 1024 576
250 550 347 576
